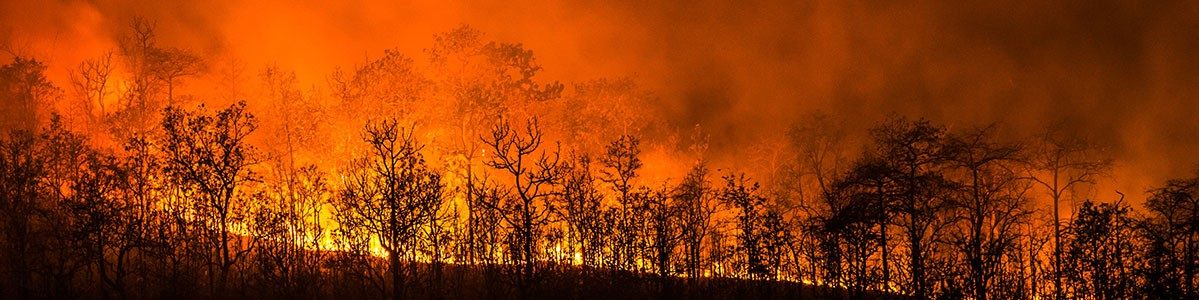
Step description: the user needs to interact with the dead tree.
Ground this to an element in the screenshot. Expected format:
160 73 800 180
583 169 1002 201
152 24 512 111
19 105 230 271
945 126 1033 300
480 117 562 299
557 153 605 270
600 135 643 270
335 119 443 300
70 52 115 127
1028 126 1111 300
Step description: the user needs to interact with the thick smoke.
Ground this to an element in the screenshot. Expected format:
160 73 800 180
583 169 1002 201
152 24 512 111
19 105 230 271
3 0 1198 203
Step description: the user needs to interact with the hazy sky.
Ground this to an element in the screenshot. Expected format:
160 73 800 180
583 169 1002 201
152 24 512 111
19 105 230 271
3 0 1198 202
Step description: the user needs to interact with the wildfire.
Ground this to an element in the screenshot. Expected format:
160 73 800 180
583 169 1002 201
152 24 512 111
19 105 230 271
2 2 1197 300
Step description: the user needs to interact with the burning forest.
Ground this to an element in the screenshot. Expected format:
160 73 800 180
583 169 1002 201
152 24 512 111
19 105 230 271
1 1 1198 300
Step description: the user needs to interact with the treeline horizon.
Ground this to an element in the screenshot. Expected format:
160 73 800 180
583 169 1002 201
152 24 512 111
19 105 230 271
1 19 1198 300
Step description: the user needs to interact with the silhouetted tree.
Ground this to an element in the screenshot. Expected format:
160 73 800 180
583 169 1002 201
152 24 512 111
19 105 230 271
335 119 444 300
557 153 605 270
161 101 260 297
676 162 717 281
1 56 59 131
944 126 1033 300
0 128 44 299
480 117 562 299
428 27 564 272
1142 175 1199 299
868 116 956 299
720 174 770 280
105 135 164 299
70 51 116 128
642 185 681 299
1028 127 1111 300
601 135 643 271
828 158 891 295
787 113 856 289
250 165 330 299
331 50 428 123
1062 199 1138 299
147 47 203 105
41 118 117 299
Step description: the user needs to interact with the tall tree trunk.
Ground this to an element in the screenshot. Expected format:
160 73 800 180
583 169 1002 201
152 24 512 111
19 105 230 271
911 231 925 300
878 183 890 293
389 251 404 300
1052 189 1063 300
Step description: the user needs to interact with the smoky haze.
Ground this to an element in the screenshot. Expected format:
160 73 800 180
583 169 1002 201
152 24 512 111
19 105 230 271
2 0 1198 201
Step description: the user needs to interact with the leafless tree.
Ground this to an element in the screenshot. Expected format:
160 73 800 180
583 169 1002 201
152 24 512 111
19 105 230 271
556 153 605 270
115 17 163 132
868 116 957 299
676 162 718 280
70 52 115 127
480 117 562 299
335 119 444 300
945 126 1034 300
1028 126 1111 300
250 165 330 299
787 113 857 287
104 135 164 299
600 135 643 270
719 174 770 280
828 157 891 294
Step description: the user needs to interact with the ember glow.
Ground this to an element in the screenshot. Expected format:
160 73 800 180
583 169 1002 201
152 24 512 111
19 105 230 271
1 1 1198 300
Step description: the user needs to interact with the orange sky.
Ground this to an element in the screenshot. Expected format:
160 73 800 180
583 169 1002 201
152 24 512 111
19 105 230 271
3 0 1198 208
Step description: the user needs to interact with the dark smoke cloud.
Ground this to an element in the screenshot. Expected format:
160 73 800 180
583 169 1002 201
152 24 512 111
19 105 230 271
580 0 1199 198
